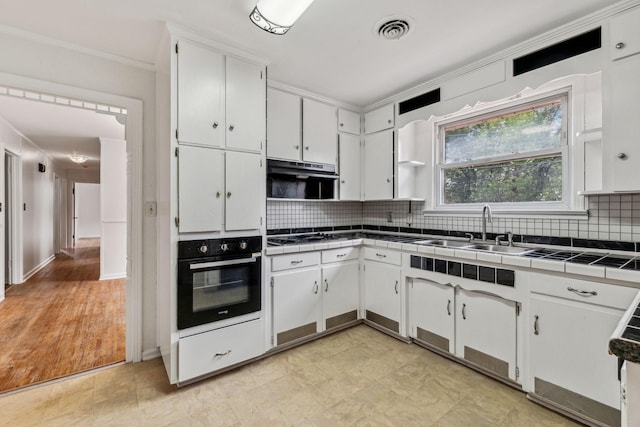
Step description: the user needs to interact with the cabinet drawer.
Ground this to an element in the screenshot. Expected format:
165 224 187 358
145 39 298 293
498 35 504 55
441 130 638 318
271 251 320 272
178 319 264 382
530 272 637 310
322 247 359 264
363 247 401 266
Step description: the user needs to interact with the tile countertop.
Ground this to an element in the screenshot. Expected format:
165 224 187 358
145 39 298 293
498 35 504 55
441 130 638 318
265 231 640 286
610 290 640 363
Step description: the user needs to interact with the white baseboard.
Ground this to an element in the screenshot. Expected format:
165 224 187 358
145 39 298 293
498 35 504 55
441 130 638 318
22 255 55 282
142 348 161 361
99 272 126 281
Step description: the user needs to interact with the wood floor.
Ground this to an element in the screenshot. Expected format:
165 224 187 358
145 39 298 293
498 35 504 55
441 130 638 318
0 238 125 393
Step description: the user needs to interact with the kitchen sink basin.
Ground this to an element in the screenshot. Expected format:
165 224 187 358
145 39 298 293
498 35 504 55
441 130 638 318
465 243 533 254
413 239 471 248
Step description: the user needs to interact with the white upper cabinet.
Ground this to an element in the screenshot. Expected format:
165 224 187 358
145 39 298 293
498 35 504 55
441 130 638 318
266 87 301 160
363 129 394 200
302 98 337 164
225 151 263 231
177 40 225 148
610 7 640 60
364 104 394 134
177 40 265 152
338 133 361 200
338 109 361 135
226 57 265 152
178 145 224 232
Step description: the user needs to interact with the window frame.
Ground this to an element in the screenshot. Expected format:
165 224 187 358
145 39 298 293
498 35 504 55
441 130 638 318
431 85 580 215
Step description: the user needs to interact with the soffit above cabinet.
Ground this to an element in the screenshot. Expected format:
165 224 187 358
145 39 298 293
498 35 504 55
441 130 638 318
0 0 627 107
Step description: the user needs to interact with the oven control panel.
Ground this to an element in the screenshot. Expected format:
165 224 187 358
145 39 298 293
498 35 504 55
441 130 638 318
178 236 262 259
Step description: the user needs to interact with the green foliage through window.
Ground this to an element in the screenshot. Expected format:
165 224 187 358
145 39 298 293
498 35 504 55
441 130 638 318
440 95 566 205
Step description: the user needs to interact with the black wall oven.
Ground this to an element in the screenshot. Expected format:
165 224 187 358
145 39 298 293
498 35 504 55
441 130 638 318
177 236 262 330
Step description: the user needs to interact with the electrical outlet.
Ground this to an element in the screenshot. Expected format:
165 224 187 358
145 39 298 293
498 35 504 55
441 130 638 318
387 212 393 222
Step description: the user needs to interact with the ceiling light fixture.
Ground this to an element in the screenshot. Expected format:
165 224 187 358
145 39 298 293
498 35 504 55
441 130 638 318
249 0 314 35
68 153 89 164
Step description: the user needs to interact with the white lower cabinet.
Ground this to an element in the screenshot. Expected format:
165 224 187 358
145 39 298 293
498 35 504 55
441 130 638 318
455 287 517 381
178 319 264 383
410 278 455 353
409 276 517 381
528 273 637 427
363 248 402 334
272 266 322 346
271 248 360 347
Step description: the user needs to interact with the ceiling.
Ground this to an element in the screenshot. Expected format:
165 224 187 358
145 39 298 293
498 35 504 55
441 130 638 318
0 0 619 169
0 95 124 171
0 0 618 107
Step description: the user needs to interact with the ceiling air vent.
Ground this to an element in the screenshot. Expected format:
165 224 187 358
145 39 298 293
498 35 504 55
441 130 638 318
374 16 413 41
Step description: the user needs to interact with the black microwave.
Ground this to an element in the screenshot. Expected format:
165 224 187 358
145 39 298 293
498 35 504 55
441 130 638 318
267 159 338 199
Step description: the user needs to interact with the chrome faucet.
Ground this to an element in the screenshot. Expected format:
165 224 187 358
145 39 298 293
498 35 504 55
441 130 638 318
481 204 492 241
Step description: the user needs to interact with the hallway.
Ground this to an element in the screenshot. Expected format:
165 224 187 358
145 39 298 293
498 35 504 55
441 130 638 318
0 239 125 393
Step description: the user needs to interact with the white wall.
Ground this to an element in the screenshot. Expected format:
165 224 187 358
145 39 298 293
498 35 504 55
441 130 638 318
75 183 100 238
99 137 127 279
0 31 158 355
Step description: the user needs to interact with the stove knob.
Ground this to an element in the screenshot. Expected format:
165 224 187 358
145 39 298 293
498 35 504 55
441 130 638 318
239 241 248 250
198 245 208 254
220 243 229 252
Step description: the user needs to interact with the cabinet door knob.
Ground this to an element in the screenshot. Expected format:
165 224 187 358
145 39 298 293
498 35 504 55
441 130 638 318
340 123 344 127
216 191 221 198
386 178 391 183
228 124 234 131
305 146 309 150
615 42 625 49
295 145 300 150
618 152 628 159
227 192 232 198
341 180 345 184
212 122 219 129
387 119 392 124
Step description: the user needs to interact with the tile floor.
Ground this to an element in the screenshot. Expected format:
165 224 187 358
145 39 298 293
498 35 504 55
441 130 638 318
0 325 582 426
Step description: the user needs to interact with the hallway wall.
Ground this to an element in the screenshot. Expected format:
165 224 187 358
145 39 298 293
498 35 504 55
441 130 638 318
75 183 101 239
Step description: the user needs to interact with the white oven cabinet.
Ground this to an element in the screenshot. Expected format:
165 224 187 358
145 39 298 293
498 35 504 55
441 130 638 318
409 277 455 353
302 98 337 165
178 319 264 383
363 129 394 200
528 273 637 426
338 133 361 200
321 250 360 330
178 146 262 233
455 287 517 381
177 39 264 152
266 87 301 160
338 108 361 135
363 247 402 334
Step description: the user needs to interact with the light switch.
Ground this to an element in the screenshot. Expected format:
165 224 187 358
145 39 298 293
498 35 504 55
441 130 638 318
145 201 157 217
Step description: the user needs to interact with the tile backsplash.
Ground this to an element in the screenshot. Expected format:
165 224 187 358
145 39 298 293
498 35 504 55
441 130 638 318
267 194 640 243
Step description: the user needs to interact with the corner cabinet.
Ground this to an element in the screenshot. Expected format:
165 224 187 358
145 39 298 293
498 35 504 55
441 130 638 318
177 39 264 151
605 7 640 192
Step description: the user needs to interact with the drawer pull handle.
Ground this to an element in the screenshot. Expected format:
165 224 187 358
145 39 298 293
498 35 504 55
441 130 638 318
394 280 399 294
313 281 318 294
462 303 467 320
290 260 304 265
534 315 539 335
447 299 451 316
324 279 329 292
336 253 347 258
376 253 387 258
567 287 597 296
214 350 232 358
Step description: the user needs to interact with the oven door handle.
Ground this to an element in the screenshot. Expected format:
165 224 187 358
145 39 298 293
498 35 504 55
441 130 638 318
189 257 259 270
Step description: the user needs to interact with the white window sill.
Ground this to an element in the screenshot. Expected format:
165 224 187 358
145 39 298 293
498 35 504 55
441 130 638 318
423 209 588 220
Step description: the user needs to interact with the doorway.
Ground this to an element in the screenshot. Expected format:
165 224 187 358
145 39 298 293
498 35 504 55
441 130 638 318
0 78 142 392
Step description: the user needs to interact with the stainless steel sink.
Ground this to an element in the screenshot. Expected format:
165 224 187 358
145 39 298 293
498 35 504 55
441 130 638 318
465 243 533 254
413 239 471 248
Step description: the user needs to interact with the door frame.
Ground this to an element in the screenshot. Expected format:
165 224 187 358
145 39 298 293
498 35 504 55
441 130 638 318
0 72 144 363
3 150 22 288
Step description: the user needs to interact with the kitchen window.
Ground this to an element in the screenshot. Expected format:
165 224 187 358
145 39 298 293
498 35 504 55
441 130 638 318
434 88 576 214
